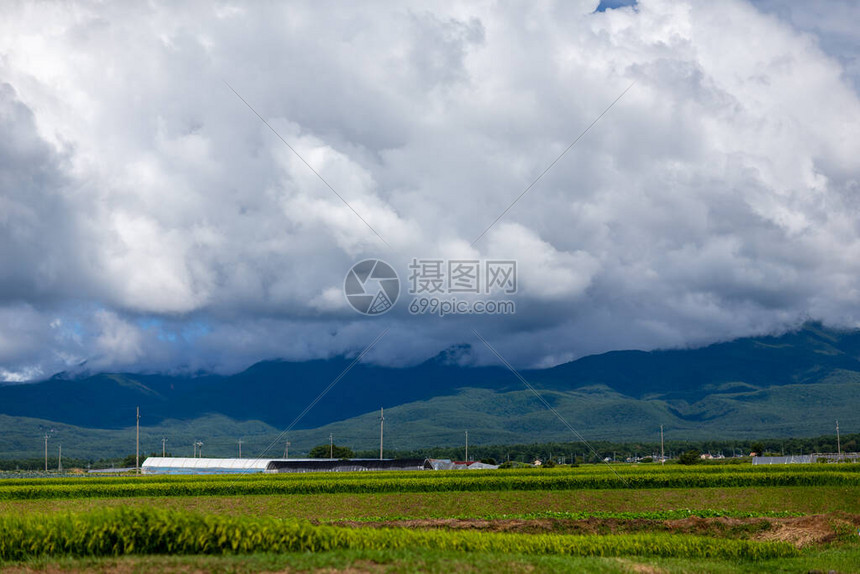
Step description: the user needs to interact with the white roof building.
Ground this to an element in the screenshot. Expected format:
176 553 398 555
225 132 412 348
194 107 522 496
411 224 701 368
141 457 274 474
141 457 431 474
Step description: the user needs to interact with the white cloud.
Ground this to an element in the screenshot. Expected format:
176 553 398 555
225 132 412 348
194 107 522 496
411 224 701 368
0 0 859 380
90 310 145 369
487 223 598 299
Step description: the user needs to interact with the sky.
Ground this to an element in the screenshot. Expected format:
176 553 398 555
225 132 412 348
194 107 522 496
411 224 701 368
1 0 859 381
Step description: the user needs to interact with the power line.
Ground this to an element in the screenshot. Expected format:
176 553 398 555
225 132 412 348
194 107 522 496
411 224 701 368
471 81 636 246
135 406 140 475
223 80 389 248
661 425 665 466
473 329 630 487
379 407 384 461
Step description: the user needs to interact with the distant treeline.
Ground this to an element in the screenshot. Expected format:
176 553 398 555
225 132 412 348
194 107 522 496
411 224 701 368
355 433 860 464
2 434 856 470
0 453 165 472
0 457 96 472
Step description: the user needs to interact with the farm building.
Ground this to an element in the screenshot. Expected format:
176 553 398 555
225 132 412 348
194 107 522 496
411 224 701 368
752 453 860 465
141 457 429 475
751 455 815 465
425 459 499 470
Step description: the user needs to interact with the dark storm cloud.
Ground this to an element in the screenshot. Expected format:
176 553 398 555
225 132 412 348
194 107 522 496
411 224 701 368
0 0 859 380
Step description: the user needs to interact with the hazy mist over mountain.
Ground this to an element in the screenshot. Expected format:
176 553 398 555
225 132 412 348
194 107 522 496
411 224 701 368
1 324 858 458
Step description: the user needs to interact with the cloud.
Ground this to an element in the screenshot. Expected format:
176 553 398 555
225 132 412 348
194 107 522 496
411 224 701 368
90 310 145 369
0 0 859 380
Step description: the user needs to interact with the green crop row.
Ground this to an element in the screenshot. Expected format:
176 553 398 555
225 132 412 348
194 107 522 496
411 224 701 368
0 507 799 561
1 470 858 500
3 462 857 488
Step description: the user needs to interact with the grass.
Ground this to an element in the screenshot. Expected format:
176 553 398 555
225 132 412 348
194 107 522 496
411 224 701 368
1 467 858 572
2 486 858 520
0 507 800 561
4 550 626 574
1 468 859 500
3 546 860 573
0 549 748 573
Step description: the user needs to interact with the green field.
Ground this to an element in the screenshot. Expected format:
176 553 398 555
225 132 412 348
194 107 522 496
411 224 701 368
1 464 859 573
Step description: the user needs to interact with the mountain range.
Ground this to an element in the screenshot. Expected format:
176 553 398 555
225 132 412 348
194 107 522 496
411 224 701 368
0 323 858 459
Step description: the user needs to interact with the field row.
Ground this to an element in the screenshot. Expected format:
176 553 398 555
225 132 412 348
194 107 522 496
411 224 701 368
339 509 804 522
5 486 857 521
0 507 800 562
2 470 859 499
4 462 859 488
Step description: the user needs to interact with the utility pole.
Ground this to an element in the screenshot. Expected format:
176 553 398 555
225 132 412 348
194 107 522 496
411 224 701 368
198 442 203 458
329 433 333 459
135 406 140 475
660 425 665 466
465 430 469 462
162 437 167 457
837 420 842 459
238 439 243 458
58 445 62 472
193 442 197 458
379 407 384 461
284 441 290 458
44 434 48 472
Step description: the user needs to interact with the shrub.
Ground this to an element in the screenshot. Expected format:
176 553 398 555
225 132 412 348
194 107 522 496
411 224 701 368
308 445 354 459
678 450 702 465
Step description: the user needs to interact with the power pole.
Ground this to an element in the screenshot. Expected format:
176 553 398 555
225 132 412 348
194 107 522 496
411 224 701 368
660 425 665 466
162 437 167 457
379 407 384 461
329 433 333 459
837 420 842 459
193 442 197 458
44 434 48 472
58 445 62 472
238 439 243 458
135 406 140 475
285 441 290 458
465 430 469 462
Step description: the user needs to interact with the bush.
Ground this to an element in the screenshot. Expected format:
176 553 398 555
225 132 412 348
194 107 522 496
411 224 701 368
480 458 497 465
678 450 702 465
498 461 530 469
308 445 354 459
